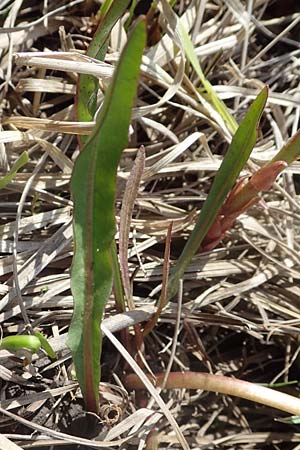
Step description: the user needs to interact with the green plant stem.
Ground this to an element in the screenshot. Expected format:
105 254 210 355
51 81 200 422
124 372 300 416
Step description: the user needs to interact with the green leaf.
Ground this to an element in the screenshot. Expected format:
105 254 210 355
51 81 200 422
271 128 300 165
99 0 114 17
76 0 130 146
0 151 28 189
124 0 137 30
0 335 41 353
167 86 268 300
34 331 56 359
161 0 237 135
178 21 237 134
0 332 56 359
68 19 146 413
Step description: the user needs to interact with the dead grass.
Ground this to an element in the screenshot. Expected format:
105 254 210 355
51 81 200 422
1 0 300 449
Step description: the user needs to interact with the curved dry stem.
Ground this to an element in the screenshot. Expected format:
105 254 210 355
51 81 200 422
125 372 300 416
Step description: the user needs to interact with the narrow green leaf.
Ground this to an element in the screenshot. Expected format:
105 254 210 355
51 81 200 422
99 0 114 17
167 86 268 300
271 128 300 165
161 0 237 135
34 331 56 359
0 151 28 189
178 21 237 134
0 332 56 359
0 335 41 353
76 0 130 146
124 0 137 30
68 19 146 413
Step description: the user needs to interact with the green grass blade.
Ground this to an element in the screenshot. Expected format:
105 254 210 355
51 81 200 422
76 0 130 146
161 0 237 134
0 151 28 189
178 21 237 134
99 0 114 17
68 19 146 413
271 129 300 165
124 0 137 30
34 331 56 359
167 86 268 300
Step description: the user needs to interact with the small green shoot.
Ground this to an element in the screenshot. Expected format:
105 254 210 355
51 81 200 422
34 331 56 359
0 335 41 354
0 151 28 189
0 332 56 359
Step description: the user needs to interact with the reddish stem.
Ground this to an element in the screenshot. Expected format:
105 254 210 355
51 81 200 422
125 372 300 415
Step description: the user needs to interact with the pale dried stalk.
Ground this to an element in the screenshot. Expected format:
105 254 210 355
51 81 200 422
119 146 145 303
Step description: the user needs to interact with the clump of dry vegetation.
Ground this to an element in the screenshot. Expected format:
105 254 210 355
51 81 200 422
1 1 300 449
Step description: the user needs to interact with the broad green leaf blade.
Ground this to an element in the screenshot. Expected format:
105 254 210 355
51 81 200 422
167 86 268 300
271 128 300 165
0 151 28 189
68 19 146 413
76 0 130 146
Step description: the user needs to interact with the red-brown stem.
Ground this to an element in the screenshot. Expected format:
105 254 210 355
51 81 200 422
143 222 173 336
226 161 287 215
124 372 300 415
145 429 160 450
